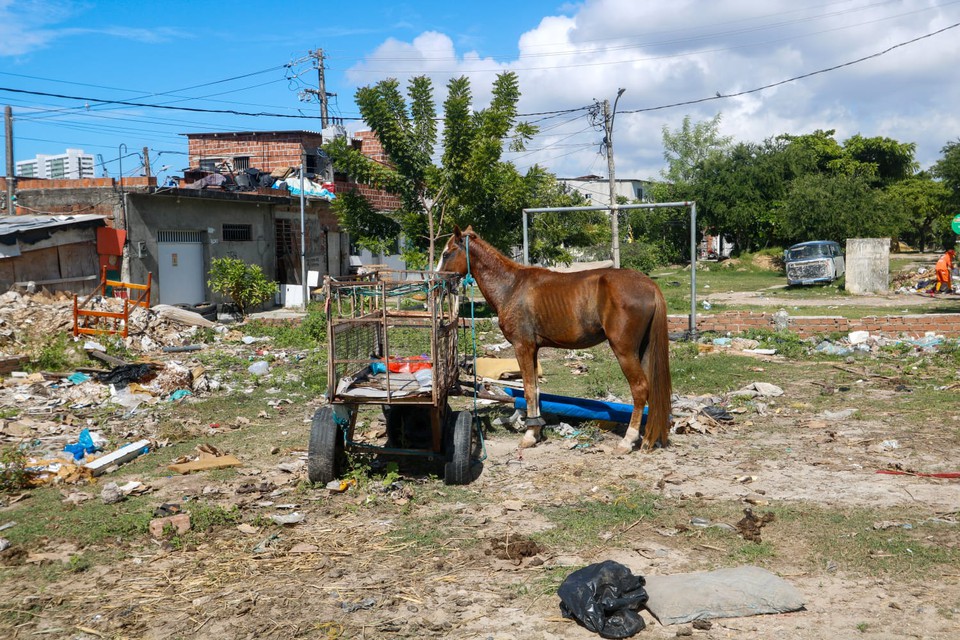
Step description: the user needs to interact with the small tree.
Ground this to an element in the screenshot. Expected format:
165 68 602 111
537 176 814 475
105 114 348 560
207 257 278 317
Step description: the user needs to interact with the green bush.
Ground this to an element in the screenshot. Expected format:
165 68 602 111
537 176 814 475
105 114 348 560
1 445 30 493
620 240 665 273
208 257 279 317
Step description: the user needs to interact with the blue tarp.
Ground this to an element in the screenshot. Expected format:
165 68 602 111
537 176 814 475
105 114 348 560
501 387 647 425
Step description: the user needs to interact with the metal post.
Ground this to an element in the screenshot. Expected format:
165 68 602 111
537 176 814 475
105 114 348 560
300 154 308 310
522 209 529 265
689 201 697 338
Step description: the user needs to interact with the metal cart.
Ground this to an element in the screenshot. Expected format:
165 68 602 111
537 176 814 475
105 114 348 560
308 269 477 485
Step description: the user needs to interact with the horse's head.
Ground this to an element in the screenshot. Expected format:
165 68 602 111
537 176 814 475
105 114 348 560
437 225 476 274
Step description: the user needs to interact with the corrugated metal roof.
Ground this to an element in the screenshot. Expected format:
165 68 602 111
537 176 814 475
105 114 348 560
0 214 108 238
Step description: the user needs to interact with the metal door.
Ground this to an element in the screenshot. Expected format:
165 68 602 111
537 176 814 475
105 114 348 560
157 230 204 304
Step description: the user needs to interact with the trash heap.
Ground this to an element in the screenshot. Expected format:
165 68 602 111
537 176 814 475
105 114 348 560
0 291 314 491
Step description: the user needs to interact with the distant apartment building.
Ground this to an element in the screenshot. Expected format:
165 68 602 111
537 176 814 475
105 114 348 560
559 175 652 206
16 148 95 179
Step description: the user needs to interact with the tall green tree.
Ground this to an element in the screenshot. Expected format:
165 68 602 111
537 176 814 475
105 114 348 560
932 139 960 209
325 72 545 267
842 134 917 185
694 139 791 252
777 173 898 243
653 113 732 202
884 174 950 251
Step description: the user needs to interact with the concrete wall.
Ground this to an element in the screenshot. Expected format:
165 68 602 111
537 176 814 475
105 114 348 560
126 194 276 306
845 238 889 295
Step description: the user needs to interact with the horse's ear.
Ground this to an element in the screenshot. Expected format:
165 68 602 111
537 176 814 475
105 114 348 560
452 225 462 240
464 225 474 234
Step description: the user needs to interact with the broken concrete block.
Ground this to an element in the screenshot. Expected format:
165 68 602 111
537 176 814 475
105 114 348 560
149 513 191 538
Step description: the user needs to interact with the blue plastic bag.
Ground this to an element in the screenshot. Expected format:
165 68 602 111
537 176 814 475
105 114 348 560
63 428 98 461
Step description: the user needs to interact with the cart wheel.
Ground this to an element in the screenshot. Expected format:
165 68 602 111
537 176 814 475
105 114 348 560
444 410 473 485
308 407 344 484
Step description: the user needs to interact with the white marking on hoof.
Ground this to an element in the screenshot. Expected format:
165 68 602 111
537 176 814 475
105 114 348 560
615 439 635 455
519 431 540 449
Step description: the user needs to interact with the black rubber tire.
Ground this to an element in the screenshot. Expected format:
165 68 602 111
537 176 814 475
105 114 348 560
192 302 217 321
444 410 473 485
307 407 344 484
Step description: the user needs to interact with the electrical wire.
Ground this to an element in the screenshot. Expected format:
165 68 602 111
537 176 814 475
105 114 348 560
621 20 960 114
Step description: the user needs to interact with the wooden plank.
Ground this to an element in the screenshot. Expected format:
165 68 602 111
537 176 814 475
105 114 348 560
0 356 29 375
57 242 99 280
13 246 60 283
86 350 129 367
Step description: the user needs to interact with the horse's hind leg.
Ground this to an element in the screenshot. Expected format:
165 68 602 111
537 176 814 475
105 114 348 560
610 344 650 454
514 343 544 448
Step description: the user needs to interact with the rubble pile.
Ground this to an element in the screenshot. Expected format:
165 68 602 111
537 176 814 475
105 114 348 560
892 265 959 294
0 290 222 356
0 291 318 493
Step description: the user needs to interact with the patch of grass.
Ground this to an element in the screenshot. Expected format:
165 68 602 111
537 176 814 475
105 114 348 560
534 489 659 550
32 332 74 372
3 486 153 548
243 303 326 349
738 328 811 359
685 500 960 579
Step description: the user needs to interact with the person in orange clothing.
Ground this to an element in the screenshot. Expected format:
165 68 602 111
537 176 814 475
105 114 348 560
933 248 955 294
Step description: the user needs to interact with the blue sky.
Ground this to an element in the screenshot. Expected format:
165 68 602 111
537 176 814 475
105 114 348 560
2 0 960 184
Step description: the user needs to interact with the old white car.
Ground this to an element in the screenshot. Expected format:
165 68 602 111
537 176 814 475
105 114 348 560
784 241 845 286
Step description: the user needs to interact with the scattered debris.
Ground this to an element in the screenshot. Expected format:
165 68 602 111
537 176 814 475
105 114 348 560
168 444 242 474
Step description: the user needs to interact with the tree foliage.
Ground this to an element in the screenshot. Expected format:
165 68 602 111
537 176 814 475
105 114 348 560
326 72 568 268
659 121 954 258
208 257 278 317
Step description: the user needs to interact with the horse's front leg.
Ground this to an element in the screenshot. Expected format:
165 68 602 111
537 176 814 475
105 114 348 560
514 343 544 448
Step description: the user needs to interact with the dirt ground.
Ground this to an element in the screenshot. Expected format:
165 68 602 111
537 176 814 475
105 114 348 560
3 325 960 639
706 286 959 307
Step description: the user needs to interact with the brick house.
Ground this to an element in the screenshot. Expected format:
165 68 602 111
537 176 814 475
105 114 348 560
182 129 405 271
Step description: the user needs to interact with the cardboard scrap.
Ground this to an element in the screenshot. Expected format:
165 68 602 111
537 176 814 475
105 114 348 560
473 357 541 380
168 443 242 474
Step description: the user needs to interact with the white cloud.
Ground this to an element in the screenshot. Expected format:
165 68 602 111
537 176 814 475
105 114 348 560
0 0 189 57
348 0 960 178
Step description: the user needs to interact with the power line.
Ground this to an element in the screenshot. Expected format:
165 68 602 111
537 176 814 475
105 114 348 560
621 21 960 114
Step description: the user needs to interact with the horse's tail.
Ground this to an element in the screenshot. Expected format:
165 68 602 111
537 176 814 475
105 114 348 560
646 287 672 446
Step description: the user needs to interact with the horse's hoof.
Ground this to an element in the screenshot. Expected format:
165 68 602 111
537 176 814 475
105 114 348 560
615 443 634 455
519 434 539 449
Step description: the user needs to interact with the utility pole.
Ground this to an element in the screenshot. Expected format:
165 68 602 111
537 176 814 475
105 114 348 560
142 146 151 178
300 151 308 310
604 88 625 268
301 49 336 128
4 106 14 215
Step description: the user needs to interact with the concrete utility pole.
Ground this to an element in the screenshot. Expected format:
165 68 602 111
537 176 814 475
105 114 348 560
142 146 151 178
4 106 14 215
604 89 625 268
301 49 336 128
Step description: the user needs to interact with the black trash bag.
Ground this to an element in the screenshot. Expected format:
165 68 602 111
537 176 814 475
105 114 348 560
98 363 152 388
558 560 649 638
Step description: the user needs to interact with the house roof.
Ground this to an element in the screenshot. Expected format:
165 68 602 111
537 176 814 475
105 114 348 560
0 214 108 246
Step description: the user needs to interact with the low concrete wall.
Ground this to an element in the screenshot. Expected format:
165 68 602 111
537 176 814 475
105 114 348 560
668 312 960 338
845 238 889 295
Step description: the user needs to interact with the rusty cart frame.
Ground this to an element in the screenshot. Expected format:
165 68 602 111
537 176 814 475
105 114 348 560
308 268 478 485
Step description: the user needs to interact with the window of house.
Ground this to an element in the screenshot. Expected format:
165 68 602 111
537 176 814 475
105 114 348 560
199 158 221 172
222 224 253 242
233 156 250 171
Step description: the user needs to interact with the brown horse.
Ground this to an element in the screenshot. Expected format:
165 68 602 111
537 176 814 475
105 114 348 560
439 225 671 452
